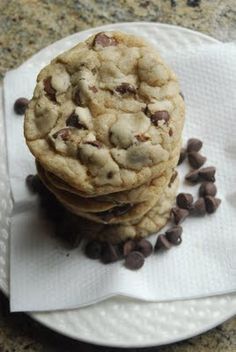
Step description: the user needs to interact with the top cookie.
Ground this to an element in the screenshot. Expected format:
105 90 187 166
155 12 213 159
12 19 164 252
24 31 185 196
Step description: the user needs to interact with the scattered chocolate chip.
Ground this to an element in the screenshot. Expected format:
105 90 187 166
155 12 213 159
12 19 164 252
188 152 206 169
165 226 183 245
85 140 102 148
178 148 187 165
176 192 194 210
135 134 150 142
123 240 136 257
185 169 200 183
136 239 153 257
101 243 119 263
187 0 201 7
93 33 117 47
43 77 56 101
85 241 102 259
98 204 133 222
115 83 137 95
199 182 217 197
187 138 203 153
168 170 178 187
125 251 145 270
25 174 45 193
73 88 83 106
171 207 189 224
150 111 170 126
52 128 70 141
192 197 206 215
205 196 221 214
199 167 216 182
88 85 98 93
155 234 172 250
66 112 86 129
14 97 29 115
179 91 184 100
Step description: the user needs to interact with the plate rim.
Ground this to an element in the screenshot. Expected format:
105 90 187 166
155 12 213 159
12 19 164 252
2 21 236 348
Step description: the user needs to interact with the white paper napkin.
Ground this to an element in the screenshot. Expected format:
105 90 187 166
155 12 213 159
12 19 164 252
4 42 236 312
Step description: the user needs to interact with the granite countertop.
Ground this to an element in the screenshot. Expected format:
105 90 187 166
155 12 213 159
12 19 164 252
0 0 236 351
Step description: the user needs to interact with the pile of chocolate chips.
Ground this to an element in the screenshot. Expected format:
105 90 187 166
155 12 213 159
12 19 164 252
25 137 221 271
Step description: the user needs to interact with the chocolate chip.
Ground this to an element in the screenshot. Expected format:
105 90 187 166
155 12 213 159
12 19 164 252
123 240 136 257
205 196 221 214
93 33 118 47
185 169 200 183
178 148 187 165
135 134 150 142
150 111 170 126
176 193 194 210
169 128 173 137
98 204 133 222
168 170 178 187
171 207 189 224
25 174 45 193
88 85 98 93
73 88 83 106
165 226 183 245
43 77 56 101
199 167 216 182
192 197 206 215
14 97 29 115
187 138 203 153
187 0 201 7
115 83 136 95
66 112 86 129
155 234 172 250
101 243 119 263
85 241 102 259
85 140 102 148
52 128 70 141
107 171 114 179
188 152 206 169
125 251 145 270
136 239 153 257
199 182 217 197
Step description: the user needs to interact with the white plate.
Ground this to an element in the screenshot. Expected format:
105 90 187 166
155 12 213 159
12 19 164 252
1 22 236 348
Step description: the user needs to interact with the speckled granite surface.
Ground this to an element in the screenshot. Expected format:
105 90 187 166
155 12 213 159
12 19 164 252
0 0 236 351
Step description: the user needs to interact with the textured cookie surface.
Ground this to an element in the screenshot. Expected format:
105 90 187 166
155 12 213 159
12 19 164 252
62 175 179 244
25 31 185 196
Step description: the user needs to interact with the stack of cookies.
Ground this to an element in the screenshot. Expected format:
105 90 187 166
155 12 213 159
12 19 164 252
24 31 185 243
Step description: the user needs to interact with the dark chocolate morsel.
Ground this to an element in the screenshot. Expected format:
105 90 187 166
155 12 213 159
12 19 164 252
125 251 145 270
188 152 207 169
205 196 221 214
136 239 153 257
187 138 203 153
155 234 172 250
165 226 183 245
150 111 170 126
178 148 187 165
199 182 217 197
171 207 189 225
101 242 119 263
85 241 102 259
176 193 194 210
14 97 29 115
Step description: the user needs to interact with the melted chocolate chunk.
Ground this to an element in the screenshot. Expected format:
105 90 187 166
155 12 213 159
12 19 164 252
93 33 118 47
43 77 56 101
115 83 137 94
52 128 70 141
150 111 170 126
66 112 87 129
97 204 133 222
